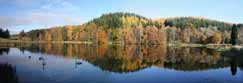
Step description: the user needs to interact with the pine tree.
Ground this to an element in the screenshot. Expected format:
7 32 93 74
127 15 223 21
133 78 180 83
0 28 3 38
0 29 10 39
5 29 10 38
230 24 238 45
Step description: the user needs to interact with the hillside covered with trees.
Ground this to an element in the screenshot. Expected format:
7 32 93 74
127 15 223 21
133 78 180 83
14 12 243 45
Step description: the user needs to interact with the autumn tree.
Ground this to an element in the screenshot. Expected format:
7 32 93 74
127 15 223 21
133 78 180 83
20 12 235 45
94 30 108 44
165 27 177 43
210 32 222 44
19 30 26 39
238 24 243 44
123 28 136 44
143 26 165 45
66 25 73 41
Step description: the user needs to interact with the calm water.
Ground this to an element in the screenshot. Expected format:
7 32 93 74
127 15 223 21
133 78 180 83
0 43 243 83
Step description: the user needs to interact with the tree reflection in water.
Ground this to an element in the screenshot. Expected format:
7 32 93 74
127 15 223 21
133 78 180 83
0 48 9 55
223 48 243 76
8 43 243 75
0 63 18 83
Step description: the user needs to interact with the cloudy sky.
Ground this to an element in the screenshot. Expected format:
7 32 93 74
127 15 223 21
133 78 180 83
0 0 243 34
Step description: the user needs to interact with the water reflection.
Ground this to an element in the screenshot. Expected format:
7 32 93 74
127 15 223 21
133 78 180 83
223 48 243 76
0 63 18 83
20 44 167 73
0 48 9 55
165 47 227 71
1 43 243 82
14 43 243 73
38 57 46 71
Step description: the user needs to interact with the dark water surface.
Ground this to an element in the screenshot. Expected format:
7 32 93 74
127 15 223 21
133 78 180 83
0 43 243 83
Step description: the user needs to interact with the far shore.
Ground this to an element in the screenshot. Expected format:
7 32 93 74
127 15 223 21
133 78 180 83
168 43 242 51
0 38 92 44
1 39 242 51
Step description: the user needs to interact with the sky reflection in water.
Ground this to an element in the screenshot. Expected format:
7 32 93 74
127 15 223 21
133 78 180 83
0 43 243 83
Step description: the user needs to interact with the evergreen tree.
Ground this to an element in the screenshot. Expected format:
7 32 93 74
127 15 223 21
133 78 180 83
0 28 3 38
5 29 10 38
0 28 10 39
231 24 238 45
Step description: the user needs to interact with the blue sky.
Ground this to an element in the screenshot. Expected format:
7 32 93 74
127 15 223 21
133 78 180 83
0 0 243 34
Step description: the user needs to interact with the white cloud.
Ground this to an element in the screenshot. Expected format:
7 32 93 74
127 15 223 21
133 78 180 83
29 11 82 25
0 16 31 27
29 0 82 25
0 0 82 28
0 0 83 34
0 0 42 7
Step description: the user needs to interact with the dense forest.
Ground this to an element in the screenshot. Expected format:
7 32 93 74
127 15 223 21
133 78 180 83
23 12 166 45
11 12 243 45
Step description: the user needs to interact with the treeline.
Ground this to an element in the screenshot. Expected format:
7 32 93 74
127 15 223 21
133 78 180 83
162 17 243 44
88 12 154 29
0 28 10 39
25 13 166 45
164 17 232 31
18 12 243 45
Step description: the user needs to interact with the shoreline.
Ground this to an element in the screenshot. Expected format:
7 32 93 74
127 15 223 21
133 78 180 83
1 39 242 50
